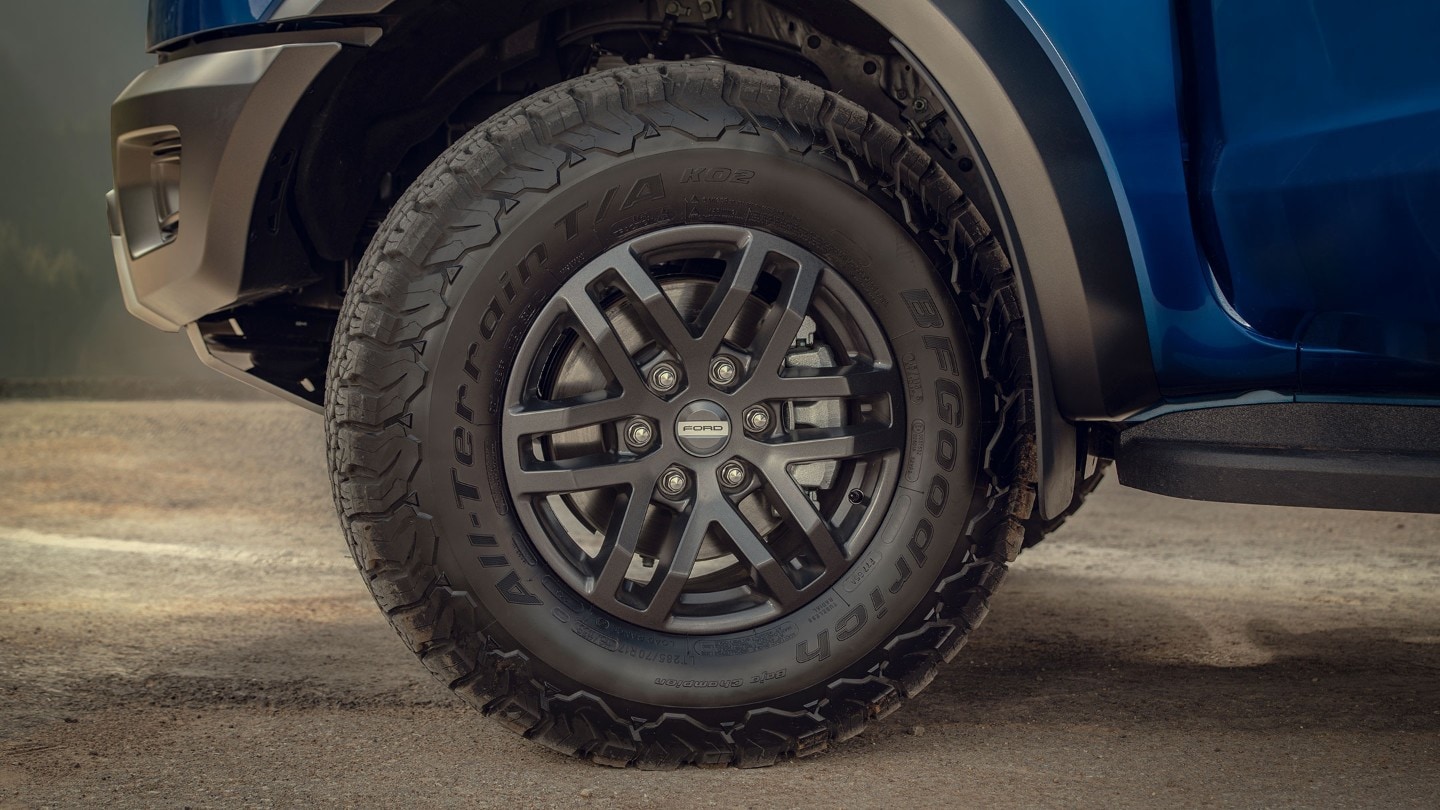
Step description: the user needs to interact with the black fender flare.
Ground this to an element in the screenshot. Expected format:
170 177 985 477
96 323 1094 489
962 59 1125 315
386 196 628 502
853 0 1158 517
272 0 1161 517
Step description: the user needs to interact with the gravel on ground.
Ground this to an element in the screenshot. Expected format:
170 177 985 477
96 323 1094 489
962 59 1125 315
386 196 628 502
1 400 1436 808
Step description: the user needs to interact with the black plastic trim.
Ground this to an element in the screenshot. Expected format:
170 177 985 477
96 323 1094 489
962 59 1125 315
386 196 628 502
1117 403 1440 513
188 306 336 412
160 25 382 60
852 0 1160 517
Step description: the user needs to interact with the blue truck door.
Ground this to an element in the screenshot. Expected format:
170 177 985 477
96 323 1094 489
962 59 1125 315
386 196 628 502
1188 0 1440 396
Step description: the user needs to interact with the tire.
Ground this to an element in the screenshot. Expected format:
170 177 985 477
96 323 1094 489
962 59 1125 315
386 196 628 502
326 62 1038 768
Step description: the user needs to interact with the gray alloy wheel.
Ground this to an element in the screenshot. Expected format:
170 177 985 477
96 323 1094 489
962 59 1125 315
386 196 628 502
503 225 904 635
326 62 1039 768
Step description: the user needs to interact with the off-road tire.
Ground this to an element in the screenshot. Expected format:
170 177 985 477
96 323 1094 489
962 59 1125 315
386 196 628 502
325 62 1039 768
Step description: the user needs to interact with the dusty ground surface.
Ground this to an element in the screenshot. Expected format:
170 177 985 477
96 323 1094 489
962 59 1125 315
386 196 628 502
0 400 1436 808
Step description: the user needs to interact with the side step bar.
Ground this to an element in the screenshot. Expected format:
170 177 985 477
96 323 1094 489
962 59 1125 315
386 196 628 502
1115 403 1440 514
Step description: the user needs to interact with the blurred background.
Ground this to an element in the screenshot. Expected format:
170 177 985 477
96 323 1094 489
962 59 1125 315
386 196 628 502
0 1 209 383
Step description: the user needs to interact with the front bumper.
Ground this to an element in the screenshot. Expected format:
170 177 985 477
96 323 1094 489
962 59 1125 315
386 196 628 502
108 42 339 331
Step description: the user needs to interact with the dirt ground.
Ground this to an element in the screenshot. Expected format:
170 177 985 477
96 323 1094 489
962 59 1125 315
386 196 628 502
0 400 1436 808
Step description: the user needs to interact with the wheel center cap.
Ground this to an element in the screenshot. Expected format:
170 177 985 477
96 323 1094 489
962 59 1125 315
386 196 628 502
674 400 731 457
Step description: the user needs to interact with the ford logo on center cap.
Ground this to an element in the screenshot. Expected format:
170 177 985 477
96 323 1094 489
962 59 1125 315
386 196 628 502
677 421 730 436
674 401 731 457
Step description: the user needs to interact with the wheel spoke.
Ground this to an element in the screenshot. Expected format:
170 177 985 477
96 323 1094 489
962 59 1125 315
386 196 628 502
604 250 696 351
591 487 651 597
696 238 768 356
713 502 806 609
772 363 899 400
762 423 903 464
759 469 846 571
510 454 645 495
507 392 634 436
750 259 823 378
642 508 709 622
559 286 647 393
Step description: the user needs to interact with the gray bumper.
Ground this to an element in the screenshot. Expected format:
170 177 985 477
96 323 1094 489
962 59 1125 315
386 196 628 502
108 43 340 331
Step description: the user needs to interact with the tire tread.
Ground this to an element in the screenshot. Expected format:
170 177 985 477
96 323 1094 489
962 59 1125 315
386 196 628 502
325 63 1039 768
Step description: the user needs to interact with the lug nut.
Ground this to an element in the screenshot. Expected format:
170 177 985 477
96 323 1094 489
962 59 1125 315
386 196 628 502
709 356 738 386
659 466 690 497
743 405 771 433
649 361 680 394
719 460 748 489
625 418 653 449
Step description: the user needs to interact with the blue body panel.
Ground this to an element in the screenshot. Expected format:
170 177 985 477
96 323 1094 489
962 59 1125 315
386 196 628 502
1193 1 1440 397
1011 0 1440 402
1008 0 1299 398
148 0 283 48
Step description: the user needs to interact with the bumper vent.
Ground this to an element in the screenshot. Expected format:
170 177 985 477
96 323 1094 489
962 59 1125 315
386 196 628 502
114 126 182 258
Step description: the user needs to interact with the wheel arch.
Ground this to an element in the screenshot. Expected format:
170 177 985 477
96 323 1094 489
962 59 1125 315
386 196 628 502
849 0 1163 515
212 0 1161 518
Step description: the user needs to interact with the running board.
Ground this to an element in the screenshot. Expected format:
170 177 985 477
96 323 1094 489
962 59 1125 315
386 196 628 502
1115 403 1440 514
